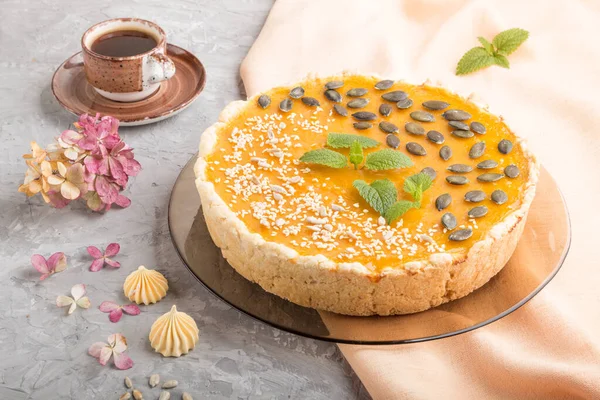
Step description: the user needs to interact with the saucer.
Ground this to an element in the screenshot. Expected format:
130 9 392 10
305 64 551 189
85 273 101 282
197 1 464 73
52 44 206 126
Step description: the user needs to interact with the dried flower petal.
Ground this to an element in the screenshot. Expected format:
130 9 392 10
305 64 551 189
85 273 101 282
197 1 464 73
56 284 90 315
105 243 120 257
99 301 139 323
99 301 120 312
32 252 67 280
122 304 141 315
87 246 103 259
71 284 86 301
88 333 133 370
88 243 121 271
109 308 123 323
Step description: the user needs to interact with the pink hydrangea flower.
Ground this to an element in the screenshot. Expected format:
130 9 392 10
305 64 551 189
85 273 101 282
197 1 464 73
31 252 67 280
99 301 141 322
88 333 133 370
87 243 121 272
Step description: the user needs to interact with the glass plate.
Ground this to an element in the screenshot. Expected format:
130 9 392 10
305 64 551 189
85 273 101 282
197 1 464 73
168 155 570 344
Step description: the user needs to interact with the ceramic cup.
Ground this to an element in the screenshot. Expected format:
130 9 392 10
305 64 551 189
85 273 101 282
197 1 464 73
81 18 176 102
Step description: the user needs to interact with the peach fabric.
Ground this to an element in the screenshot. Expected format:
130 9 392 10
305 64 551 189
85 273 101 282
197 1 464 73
240 0 600 398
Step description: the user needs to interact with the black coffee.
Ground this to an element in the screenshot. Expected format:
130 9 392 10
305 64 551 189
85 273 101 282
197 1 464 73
91 30 157 57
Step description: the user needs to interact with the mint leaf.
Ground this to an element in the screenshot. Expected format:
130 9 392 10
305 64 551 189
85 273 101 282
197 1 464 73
477 37 494 54
299 149 347 168
493 53 510 68
403 172 433 203
349 140 364 169
456 47 495 76
364 149 413 171
384 200 418 225
353 179 397 215
492 28 529 56
327 133 380 149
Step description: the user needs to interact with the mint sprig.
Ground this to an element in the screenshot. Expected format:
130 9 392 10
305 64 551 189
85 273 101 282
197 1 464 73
327 133 379 149
364 149 413 171
299 149 347 168
456 28 529 76
353 179 397 215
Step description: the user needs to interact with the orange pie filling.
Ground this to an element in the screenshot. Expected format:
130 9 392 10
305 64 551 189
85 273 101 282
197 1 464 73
204 76 531 274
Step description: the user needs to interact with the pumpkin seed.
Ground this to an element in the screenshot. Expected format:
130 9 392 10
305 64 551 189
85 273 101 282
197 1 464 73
120 393 132 400
182 394 193 400
447 164 472 173
446 175 469 185
347 98 369 108
491 189 508 205
396 98 414 109
421 167 437 180
504 164 520 178
410 111 435 122
477 173 504 182
149 374 160 388
382 90 408 102
449 228 473 241
477 159 498 169
379 121 399 133
159 391 171 400
435 193 452 211
379 103 392 116
324 89 342 103
301 97 320 107
406 142 427 156
290 86 304 98
405 122 425 135
354 122 372 130
442 213 457 230
442 109 472 121
347 88 368 97
498 139 513 154
333 104 348 117
325 80 344 89
465 190 486 203
470 121 486 134
468 205 488 218
449 121 469 131
426 130 445 144
422 100 449 110
162 380 178 389
469 142 486 159
451 130 474 139
375 80 394 90
386 134 400 149
133 390 143 400
257 94 270 109
279 98 292 112
439 145 452 161
352 111 377 121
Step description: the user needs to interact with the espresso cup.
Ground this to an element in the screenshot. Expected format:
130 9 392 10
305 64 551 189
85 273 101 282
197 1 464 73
81 18 176 102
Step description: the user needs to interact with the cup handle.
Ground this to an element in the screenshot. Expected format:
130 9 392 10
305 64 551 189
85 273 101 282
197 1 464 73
144 53 176 87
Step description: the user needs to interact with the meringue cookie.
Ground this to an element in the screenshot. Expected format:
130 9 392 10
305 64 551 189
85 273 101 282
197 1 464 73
123 266 168 305
149 305 199 357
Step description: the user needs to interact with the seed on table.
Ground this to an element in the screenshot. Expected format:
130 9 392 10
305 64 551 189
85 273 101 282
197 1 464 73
449 121 469 131
279 98 292 112
182 394 193 400
451 130 474 139
354 122 372 130
447 164 472 173
352 111 377 121
324 89 342 103
375 79 394 90
347 98 369 108
301 97 320 107
491 189 508 205
347 88 368 97
421 167 437 180
133 390 143 400
379 103 392 116
290 86 304 98
477 159 498 169
464 190 486 203
406 142 427 156
257 94 270 109
410 111 435 122
449 228 473 241
149 374 160 388
504 164 520 178
333 104 348 117
436 193 452 211
442 109 472 121
379 121 399 133
439 145 452 161
386 134 400 149
422 100 449 110
325 80 344 89
119 393 131 400
470 121 486 134
498 139 513 154
426 130 445 144
382 90 408 102
446 175 469 185
469 142 486 159
477 173 504 182
468 205 488 218
442 213 457 230
405 122 425 135
159 391 171 400
162 380 178 389
396 98 413 109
